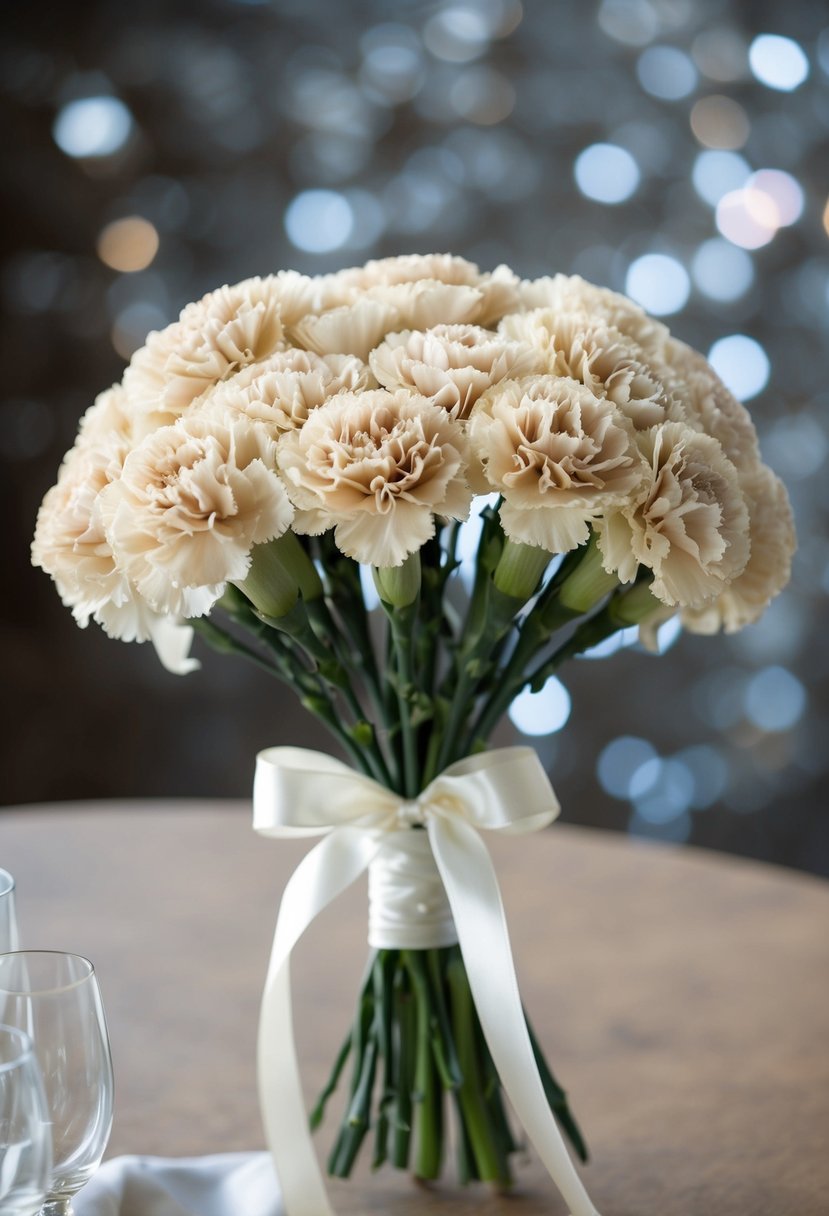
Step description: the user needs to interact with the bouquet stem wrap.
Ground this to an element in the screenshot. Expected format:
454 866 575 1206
254 744 601 1216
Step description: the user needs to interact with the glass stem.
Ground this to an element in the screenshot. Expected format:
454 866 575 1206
40 1201 75 1216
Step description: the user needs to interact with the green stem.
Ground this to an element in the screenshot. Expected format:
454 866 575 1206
403 951 442 1180
372 951 396 1171
388 607 419 797
391 961 416 1169
446 950 512 1187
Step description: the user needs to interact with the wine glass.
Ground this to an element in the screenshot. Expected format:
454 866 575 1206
0 869 20 952
0 953 114 1216
0 1024 52 1215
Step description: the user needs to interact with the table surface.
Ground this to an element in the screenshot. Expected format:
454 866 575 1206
2 801 828 1216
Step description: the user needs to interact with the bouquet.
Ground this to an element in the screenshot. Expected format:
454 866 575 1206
32 254 794 1214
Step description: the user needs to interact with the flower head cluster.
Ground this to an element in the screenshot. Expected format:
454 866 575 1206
33 255 794 666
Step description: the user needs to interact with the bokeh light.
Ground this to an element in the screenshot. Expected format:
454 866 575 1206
97 217 159 272
692 238 754 301
509 676 572 736
692 149 751 206
748 169 804 227
691 28 747 82
744 667 807 732
53 96 133 159
636 46 697 100
597 736 658 799
574 143 640 204
690 95 750 149
708 334 770 400
625 253 690 315
748 34 809 92
284 190 354 253
715 187 779 250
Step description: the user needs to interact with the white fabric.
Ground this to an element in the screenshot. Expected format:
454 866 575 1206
74 1153 281 1216
254 744 601 1216
367 828 457 949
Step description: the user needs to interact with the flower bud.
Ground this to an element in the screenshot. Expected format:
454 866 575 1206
492 539 550 601
557 534 619 613
373 552 421 608
237 538 299 619
609 578 662 626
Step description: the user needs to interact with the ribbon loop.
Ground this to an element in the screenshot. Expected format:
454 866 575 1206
255 745 600 1216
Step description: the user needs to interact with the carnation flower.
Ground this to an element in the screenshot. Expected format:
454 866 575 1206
30 432 198 672
291 297 401 362
76 384 134 446
331 253 484 292
124 276 284 417
369 324 543 420
470 376 645 552
99 414 293 618
32 434 129 624
499 309 673 430
278 388 472 567
682 463 796 634
325 254 520 327
661 338 761 470
192 350 374 438
597 421 750 607
518 274 670 359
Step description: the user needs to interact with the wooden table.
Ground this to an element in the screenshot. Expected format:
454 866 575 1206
2 802 827 1215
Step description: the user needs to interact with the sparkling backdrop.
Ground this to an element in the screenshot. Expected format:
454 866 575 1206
3 0 827 875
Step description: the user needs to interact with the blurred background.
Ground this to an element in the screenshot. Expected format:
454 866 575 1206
2 0 827 875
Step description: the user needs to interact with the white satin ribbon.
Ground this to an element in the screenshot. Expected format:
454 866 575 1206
254 745 601 1216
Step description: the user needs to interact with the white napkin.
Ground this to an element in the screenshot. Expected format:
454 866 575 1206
73 1152 283 1216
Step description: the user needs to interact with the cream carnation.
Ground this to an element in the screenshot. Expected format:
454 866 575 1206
278 388 472 567
192 350 374 437
369 324 543 420
291 297 401 362
661 338 761 470
518 274 670 359
597 421 750 607
330 253 484 293
32 434 130 625
76 384 134 447
99 415 293 618
325 254 520 327
31 432 198 672
682 463 796 634
470 376 645 552
124 276 284 417
499 309 673 430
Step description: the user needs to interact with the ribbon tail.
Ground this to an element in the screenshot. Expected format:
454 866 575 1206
258 827 382 1216
428 816 601 1216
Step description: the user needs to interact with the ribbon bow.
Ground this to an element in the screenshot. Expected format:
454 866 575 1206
254 745 601 1216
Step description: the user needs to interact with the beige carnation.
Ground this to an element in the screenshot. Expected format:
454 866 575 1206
369 324 543 420
328 253 480 293
192 349 374 438
32 434 130 625
99 415 293 618
661 338 761 470
31 431 199 672
278 388 472 567
518 274 670 359
324 254 519 327
76 384 134 447
682 463 796 634
470 376 645 552
123 276 284 417
597 421 750 607
291 297 401 362
499 309 672 429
